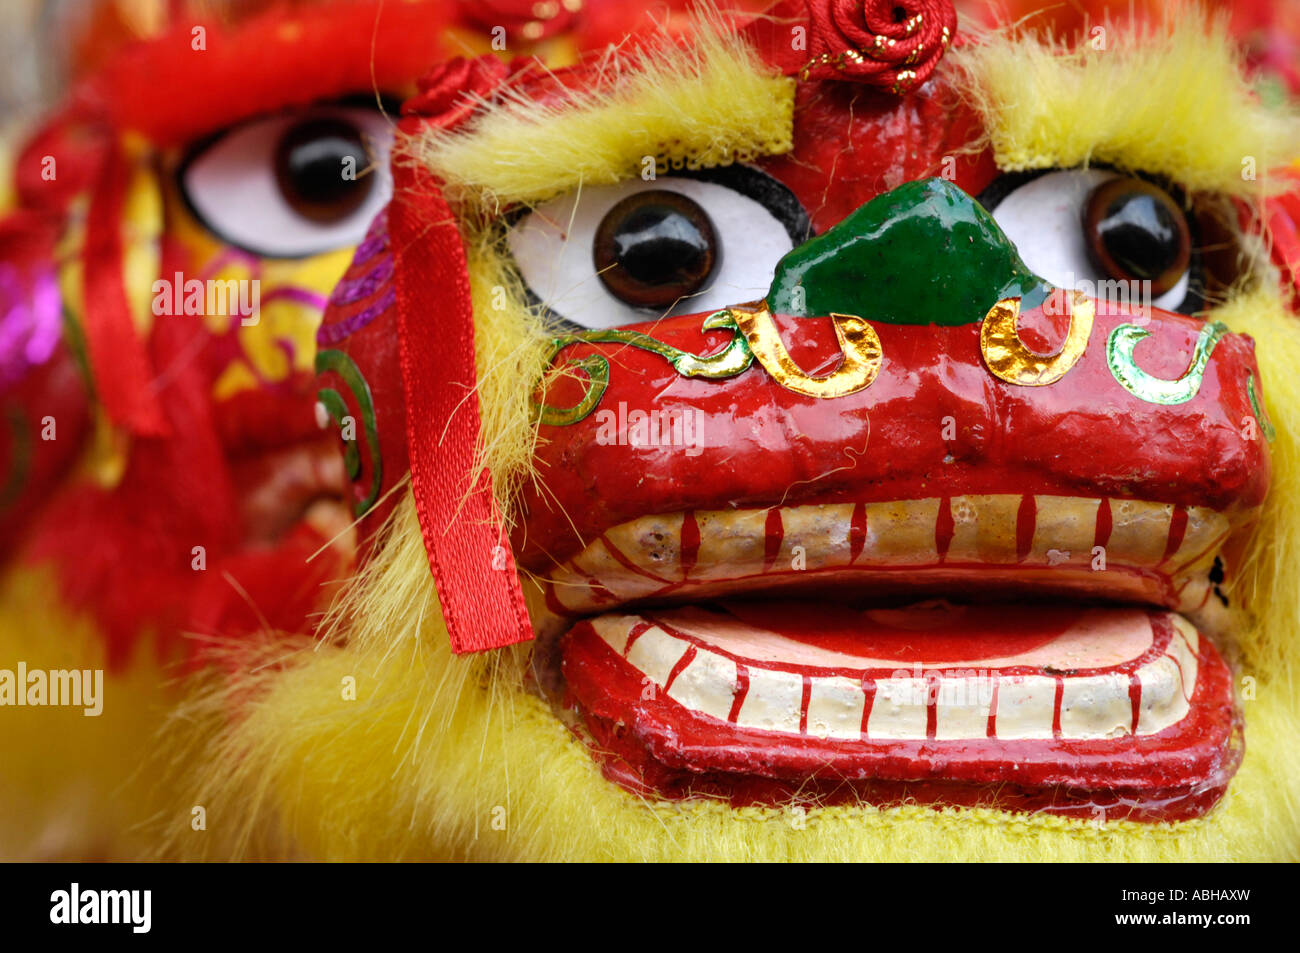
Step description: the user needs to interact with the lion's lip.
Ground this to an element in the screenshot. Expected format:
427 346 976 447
556 599 1241 821
566 601 1206 747
532 497 1246 644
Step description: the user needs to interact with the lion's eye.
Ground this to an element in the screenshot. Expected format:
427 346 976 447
180 106 393 259
980 169 1199 314
507 168 810 330
1083 177 1191 297
592 190 719 309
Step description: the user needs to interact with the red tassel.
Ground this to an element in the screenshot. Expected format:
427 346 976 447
390 162 534 654
81 143 168 436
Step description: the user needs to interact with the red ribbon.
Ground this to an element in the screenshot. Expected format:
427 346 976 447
390 160 533 654
81 143 168 436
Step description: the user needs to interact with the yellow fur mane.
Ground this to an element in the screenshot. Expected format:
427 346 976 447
949 11 1300 196
407 27 796 211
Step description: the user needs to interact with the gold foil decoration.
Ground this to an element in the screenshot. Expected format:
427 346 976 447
979 290 1095 386
731 305 883 399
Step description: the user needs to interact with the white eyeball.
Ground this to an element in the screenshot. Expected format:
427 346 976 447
507 171 807 329
988 169 1193 313
180 106 394 259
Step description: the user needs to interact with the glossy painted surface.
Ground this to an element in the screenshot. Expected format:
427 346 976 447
517 300 1268 567
767 178 1043 323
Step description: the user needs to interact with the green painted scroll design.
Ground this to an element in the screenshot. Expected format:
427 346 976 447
1247 373 1277 443
1106 320 1229 405
315 348 382 517
532 310 755 426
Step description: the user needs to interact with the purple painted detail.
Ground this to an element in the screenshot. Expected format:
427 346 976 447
314 210 397 346
328 254 394 307
316 286 396 346
350 209 390 269
0 262 62 390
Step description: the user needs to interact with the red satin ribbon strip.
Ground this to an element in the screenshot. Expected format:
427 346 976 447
390 162 534 654
82 143 168 436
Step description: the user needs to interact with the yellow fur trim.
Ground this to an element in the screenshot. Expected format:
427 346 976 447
949 9 1300 196
407 27 796 210
1214 285 1300 687
0 569 179 859
463 229 554 521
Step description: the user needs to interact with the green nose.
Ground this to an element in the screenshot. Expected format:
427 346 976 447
766 178 1049 325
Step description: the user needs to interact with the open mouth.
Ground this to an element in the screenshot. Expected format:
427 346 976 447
543 499 1242 822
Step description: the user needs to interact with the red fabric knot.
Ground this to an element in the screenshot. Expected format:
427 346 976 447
455 0 582 43
803 0 957 93
401 55 511 129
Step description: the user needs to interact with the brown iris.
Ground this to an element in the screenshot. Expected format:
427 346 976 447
593 190 718 309
1083 177 1191 297
274 118 372 224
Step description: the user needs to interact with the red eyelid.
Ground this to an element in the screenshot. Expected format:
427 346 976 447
93 0 456 148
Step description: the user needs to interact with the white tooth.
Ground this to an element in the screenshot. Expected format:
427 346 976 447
1060 675 1135 739
1027 495 1102 567
604 513 687 581
571 540 668 604
665 650 738 723
992 675 1058 740
948 494 1020 564
591 614 641 656
867 678 929 740
776 505 855 573
1170 616 1200 704
933 674 995 740
734 668 803 734
625 626 688 690
1108 499 1175 566
547 566 608 614
806 676 865 740
694 509 769 580
1137 656 1191 734
858 499 941 565
1165 509 1231 571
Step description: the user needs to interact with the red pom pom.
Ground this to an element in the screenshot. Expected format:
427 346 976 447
803 0 957 93
401 56 511 129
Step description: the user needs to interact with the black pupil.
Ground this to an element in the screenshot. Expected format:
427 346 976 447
274 117 371 223
1095 192 1182 282
593 191 718 309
